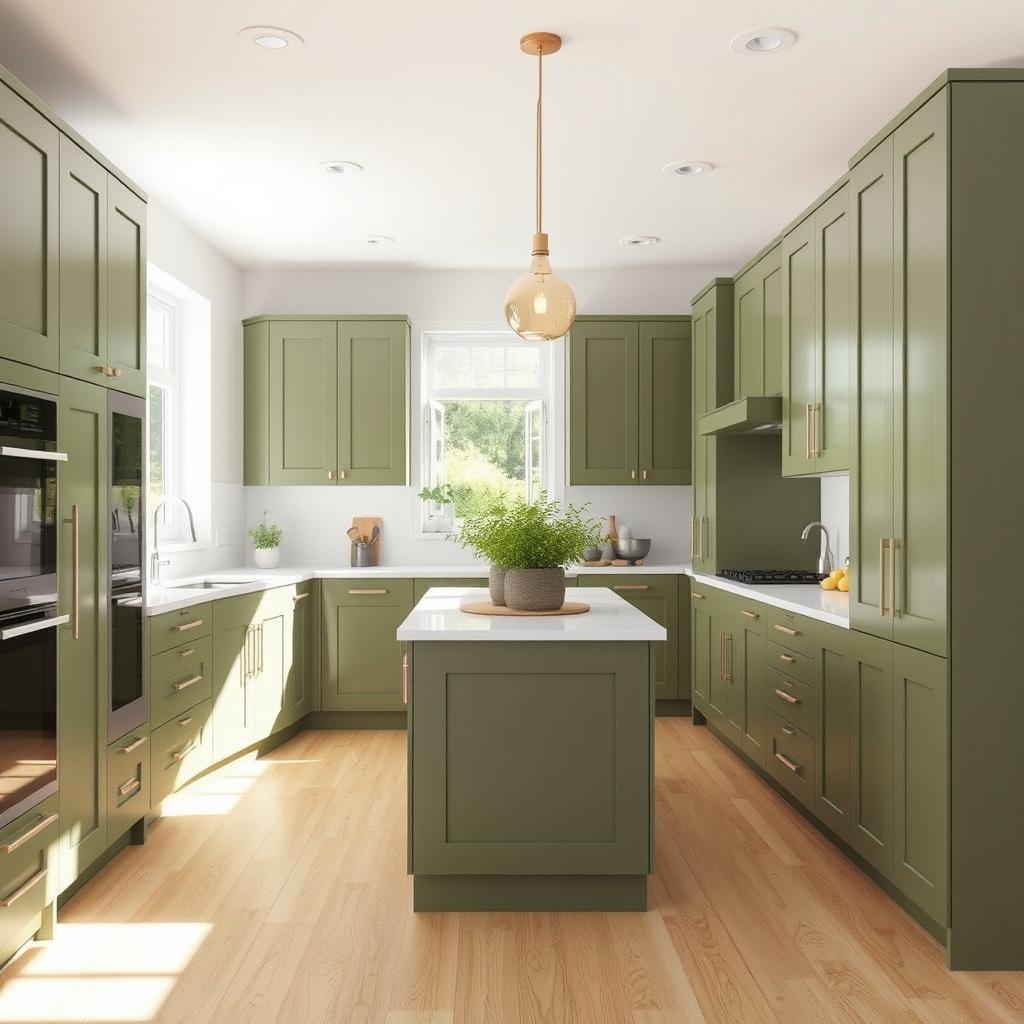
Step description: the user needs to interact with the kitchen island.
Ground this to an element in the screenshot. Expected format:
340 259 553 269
398 586 666 912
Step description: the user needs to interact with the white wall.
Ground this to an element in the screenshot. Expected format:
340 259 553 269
147 199 246 579
241 265 725 568
820 474 850 567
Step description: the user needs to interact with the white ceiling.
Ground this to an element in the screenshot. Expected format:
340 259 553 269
2 0 1023 271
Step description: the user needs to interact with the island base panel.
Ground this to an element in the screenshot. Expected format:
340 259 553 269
414 874 647 912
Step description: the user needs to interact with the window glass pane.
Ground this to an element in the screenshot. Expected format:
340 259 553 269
506 346 541 387
148 382 167 512
432 345 471 389
469 346 505 388
444 400 526 517
148 302 170 371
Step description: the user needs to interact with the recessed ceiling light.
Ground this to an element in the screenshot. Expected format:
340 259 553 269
238 26 304 50
319 160 363 176
663 160 713 178
361 235 395 247
729 28 797 55
620 235 661 247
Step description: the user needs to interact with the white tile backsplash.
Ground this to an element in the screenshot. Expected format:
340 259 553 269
820 474 850 567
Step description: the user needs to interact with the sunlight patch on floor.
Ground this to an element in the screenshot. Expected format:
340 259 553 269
0 922 211 1022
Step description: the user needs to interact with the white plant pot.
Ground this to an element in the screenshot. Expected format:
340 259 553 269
253 547 280 569
425 502 455 534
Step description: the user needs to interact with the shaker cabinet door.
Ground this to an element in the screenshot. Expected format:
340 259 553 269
781 217 817 476
105 176 147 396
638 321 691 484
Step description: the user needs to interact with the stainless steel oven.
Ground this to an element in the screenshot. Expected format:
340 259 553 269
0 385 67 830
108 391 146 741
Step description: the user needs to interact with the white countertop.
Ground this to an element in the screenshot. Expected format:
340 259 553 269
396 587 668 642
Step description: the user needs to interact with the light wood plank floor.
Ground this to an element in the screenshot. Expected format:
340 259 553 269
2 719 1023 1023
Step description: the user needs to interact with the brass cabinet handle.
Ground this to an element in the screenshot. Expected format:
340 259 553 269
96 365 123 378
171 744 197 763
339 469 347 480
348 589 387 596
0 867 47 908
613 585 650 592
878 537 890 617
642 469 648 481
402 650 409 705
814 402 822 458
781 725 796 736
805 403 811 460
292 593 309 603
773 624 799 637
774 752 801 773
740 609 759 620
173 674 202 692
725 634 732 682
779 653 796 664
174 619 204 633
691 591 705 600
119 735 148 754
177 647 196 658
119 777 142 797
891 538 900 618
71 504 80 640
177 716 193 727
631 469 636 480
718 632 724 681
0 813 57 854
774 688 800 705
690 516 697 557
328 470 334 480
699 517 706 561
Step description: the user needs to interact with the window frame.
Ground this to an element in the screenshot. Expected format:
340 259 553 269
419 329 556 536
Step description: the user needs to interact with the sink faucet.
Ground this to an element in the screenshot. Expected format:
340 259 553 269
151 496 198 585
800 521 834 575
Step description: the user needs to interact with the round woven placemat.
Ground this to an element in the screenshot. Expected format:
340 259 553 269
460 600 591 617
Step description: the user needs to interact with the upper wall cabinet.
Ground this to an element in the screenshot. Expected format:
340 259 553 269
781 182 850 477
567 316 691 485
244 316 410 486
733 243 783 399
0 84 59 372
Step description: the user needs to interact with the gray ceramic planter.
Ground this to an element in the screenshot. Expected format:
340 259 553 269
504 568 566 612
488 566 507 606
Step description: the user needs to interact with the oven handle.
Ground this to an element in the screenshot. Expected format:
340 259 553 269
0 445 68 462
0 614 70 641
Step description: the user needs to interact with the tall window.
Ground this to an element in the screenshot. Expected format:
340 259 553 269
423 332 551 525
147 287 183 541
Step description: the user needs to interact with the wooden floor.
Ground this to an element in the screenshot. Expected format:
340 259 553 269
2 719 1023 1024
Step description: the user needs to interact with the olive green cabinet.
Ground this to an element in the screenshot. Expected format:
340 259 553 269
244 316 409 486
782 183 850 476
814 623 852 840
106 729 150 843
413 577 488 601
282 582 317 727
690 282 733 572
733 243 783 400
732 600 767 767
850 92 947 657
211 593 262 762
690 583 715 714
579 575 679 701
0 83 59 372
57 378 109 891
321 580 414 712
567 317 690 485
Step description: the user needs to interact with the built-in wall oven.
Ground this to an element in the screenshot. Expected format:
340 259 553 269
108 392 146 741
0 385 67 830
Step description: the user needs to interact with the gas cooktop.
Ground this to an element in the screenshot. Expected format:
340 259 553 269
717 568 827 585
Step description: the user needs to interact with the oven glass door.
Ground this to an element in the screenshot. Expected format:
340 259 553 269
0 616 58 830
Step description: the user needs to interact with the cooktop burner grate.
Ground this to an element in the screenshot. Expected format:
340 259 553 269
717 568 828 585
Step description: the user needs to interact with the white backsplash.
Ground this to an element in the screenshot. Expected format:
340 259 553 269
820 474 850 567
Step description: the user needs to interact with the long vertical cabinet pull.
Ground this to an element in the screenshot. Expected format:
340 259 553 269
878 538 890 617
891 538 900 618
814 402 822 458
71 504 80 640
402 648 409 705
690 517 697 559
699 518 707 562
725 634 733 683
805 404 811 460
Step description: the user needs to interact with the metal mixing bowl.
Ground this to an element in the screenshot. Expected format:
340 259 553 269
614 538 651 561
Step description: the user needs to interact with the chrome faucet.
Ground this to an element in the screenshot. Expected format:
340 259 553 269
800 521 834 576
151 496 197 585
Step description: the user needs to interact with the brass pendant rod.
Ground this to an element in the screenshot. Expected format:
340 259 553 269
535 44 543 237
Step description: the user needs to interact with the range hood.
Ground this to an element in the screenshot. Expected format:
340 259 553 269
697 396 783 436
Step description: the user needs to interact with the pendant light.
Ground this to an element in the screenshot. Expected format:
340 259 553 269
504 32 577 342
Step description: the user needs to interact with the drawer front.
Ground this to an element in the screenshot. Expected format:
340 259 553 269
766 607 814 656
0 794 58 962
766 711 814 809
329 579 414 608
766 640 816 687
150 636 213 728
150 602 212 655
766 666 818 737
151 699 213 806
107 731 151 841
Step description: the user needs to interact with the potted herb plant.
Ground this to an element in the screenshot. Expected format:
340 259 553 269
457 494 600 611
418 482 456 533
250 511 283 569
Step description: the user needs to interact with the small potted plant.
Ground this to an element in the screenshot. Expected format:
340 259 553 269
418 482 456 533
250 511 283 569
457 494 600 611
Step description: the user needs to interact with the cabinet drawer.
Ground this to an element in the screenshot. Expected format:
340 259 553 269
329 579 414 607
766 666 818 737
0 793 58 962
766 607 814 656
150 602 212 655
150 636 213 728
107 731 151 841
766 640 816 687
151 698 213 806
766 711 814 809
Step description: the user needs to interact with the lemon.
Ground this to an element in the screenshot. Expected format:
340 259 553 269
820 577 838 590
837 577 850 592
829 568 845 580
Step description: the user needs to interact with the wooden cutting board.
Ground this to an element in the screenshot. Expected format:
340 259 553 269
461 601 590 617
349 516 383 566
